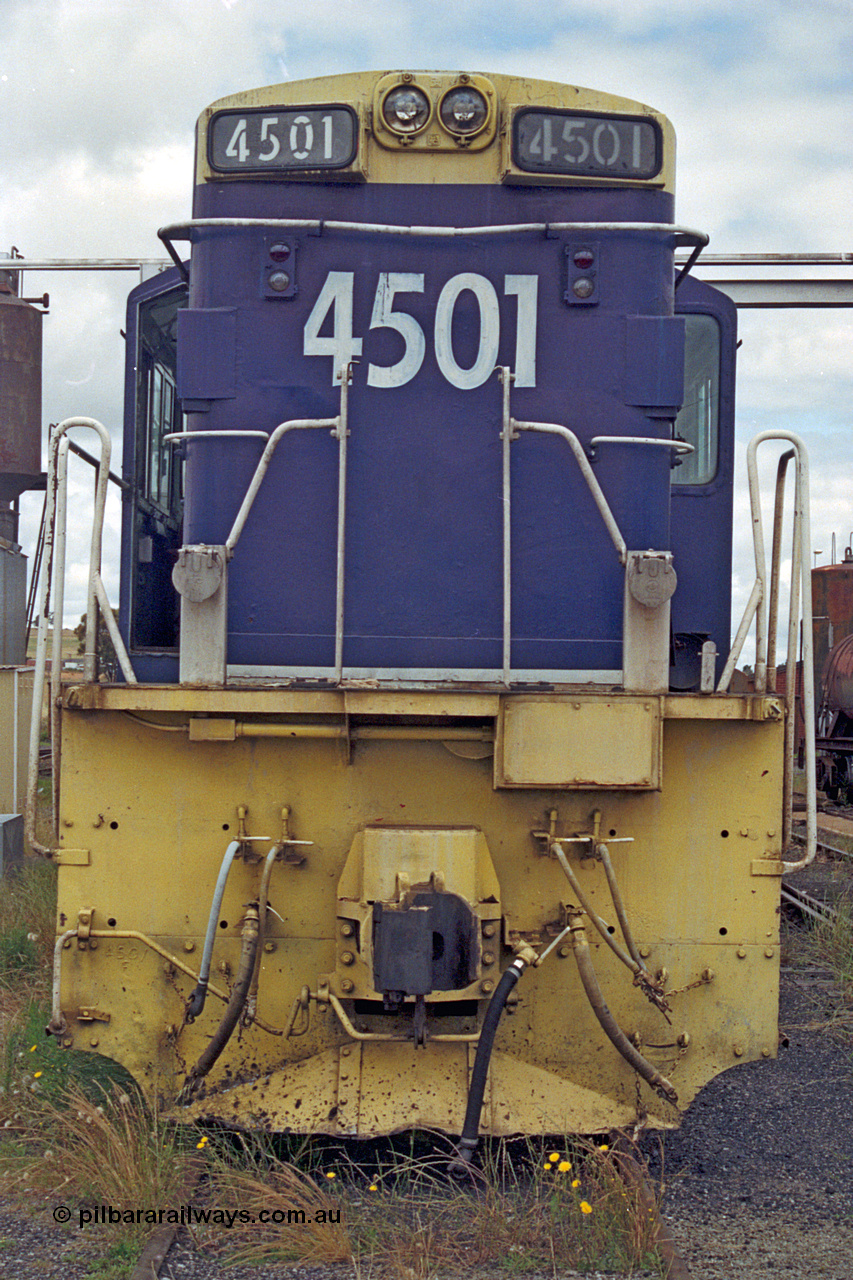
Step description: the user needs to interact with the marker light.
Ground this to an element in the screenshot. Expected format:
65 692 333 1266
382 86 431 134
268 271 291 292
439 87 488 136
572 277 595 299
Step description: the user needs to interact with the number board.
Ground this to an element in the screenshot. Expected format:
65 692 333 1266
208 105 358 172
513 108 661 180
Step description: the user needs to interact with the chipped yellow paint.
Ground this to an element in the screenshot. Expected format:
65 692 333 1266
54 686 783 1135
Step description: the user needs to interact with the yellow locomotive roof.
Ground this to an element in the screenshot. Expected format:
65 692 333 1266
196 69 675 191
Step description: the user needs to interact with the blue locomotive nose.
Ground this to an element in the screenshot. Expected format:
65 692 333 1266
150 193 697 686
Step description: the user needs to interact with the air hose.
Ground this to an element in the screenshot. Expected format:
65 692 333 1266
186 840 242 1022
567 912 678 1106
180 904 260 1100
449 954 529 1173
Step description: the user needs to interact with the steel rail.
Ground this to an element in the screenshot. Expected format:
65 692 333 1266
780 881 837 924
790 828 853 863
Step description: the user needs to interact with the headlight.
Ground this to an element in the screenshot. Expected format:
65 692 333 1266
381 85 431 135
439 87 489 136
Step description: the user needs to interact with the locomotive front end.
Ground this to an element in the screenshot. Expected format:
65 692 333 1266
47 71 795 1139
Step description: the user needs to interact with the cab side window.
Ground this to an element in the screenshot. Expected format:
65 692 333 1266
674 314 720 486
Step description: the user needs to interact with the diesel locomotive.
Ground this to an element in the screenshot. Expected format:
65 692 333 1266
30 70 815 1141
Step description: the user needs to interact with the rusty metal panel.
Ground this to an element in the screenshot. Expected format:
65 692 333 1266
495 695 662 789
0 296 42 501
357 1042 471 1134
56 698 784 1136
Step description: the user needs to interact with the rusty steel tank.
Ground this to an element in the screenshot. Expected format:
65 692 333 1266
812 551 853 698
0 289 43 513
814 557 853 800
822 631 853 717
0 281 43 663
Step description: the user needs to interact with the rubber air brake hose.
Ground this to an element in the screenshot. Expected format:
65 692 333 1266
567 913 678 1106
180 904 260 1100
449 954 529 1173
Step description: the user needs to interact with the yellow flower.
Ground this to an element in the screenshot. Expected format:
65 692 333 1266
325 1171 336 1179
33 1072 42 1079
557 1160 571 1173
580 1201 593 1215
29 1045 37 1053
598 1143 609 1153
368 1184 378 1192
572 1179 581 1188
548 1151 560 1163
543 1161 552 1170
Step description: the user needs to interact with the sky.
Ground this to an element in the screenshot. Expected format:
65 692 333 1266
2 0 852 667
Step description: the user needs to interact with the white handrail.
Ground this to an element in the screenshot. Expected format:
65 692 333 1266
588 436 694 454
159 218 708 284
717 431 815 873
25 418 137 857
499 368 513 685
179 375 351 682
160 216 707 245
511 419 628 565
223 417 339 555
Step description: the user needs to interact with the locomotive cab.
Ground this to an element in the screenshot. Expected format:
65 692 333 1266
119 274 186 670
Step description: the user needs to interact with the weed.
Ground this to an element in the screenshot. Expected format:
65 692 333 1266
806 893 853 1040
0 926 40 983
193 1134 664 1277
0 859 56 989
79 1236 141 1280
200 1151 351 1266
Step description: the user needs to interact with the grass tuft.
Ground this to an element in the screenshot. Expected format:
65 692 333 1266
806 892 853 1040
1 1083 203 1248
192 1135 664 1277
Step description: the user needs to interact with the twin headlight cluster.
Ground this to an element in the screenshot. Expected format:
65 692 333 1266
383 84 488 137
375 74 496 148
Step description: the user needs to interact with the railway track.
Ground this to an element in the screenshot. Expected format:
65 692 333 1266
778 819 845 931
780 878 837 924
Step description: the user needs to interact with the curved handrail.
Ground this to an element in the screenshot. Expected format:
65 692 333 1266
25 418 136 857
224 417 340 555
511 419 628 565
717 431 815 873
588 436 694 455
158 218 708 283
